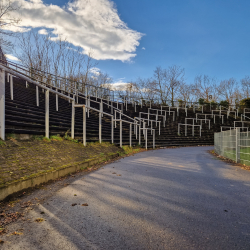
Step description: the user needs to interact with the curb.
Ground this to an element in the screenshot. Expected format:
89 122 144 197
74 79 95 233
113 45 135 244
0 153 119 201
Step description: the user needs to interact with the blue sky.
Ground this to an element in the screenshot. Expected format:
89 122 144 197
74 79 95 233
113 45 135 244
8 0 250 85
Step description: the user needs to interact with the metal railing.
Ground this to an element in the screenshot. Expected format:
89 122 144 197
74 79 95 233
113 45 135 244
214 128 250 165
0 63 157 149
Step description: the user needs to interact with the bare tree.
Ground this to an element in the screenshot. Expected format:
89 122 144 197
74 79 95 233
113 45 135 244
193 75 219 102
241 76 250 99
218 78 238 104
0 0 21 53
166 65 185 106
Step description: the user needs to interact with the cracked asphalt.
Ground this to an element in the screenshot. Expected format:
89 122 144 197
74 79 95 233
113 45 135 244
1 146 250 249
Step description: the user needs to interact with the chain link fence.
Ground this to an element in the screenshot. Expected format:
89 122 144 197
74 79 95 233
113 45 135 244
214 128 250 165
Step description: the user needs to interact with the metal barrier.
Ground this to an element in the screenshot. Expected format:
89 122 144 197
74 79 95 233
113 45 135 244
0 64 157 149
178 123 201 137
214 128 250 165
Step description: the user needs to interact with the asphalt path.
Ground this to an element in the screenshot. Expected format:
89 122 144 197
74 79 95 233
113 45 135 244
1 146 250 250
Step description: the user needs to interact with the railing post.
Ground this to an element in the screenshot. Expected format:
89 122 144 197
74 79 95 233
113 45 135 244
0 69 5 140
130 123 132 147
71 98 75 139
120 120 122 148
236 127 239 163
36 86 39 106
45 89 50 138
139 125 141 145
153 129 155 149
99 112 102 143
111 116 114 144
83 105 86 146
10 75 13 100
56 89 58 111
145 129 148 150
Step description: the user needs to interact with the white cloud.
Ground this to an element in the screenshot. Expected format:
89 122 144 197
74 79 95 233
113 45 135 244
38 29 48 35
5 54 20 61
90 67 101 76
5 0 143 61
142 47 146 50
105 80 130 91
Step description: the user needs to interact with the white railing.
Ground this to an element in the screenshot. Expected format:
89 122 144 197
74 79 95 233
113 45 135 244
0 64 156 149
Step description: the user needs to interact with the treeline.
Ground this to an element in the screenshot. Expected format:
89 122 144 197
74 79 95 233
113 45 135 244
107 65 250 106
16 31 112 88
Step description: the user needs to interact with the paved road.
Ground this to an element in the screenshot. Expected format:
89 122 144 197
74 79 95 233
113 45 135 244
2 146 250 249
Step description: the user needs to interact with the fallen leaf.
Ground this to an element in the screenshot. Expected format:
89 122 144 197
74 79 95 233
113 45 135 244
35 218 44 223
81 203 88 206
40 212 45 214
10 231 23 236
71 203 77 206
0 240 4 244
116 174 121 176
74 194 77 196
112 172 116 174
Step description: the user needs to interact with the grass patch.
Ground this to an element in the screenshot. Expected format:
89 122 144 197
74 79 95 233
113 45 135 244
50 135 63 141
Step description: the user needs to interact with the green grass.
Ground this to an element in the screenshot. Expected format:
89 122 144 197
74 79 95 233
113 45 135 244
50 135 63 141
222 147 250 166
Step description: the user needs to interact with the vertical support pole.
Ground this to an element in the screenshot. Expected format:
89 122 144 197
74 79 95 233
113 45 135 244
36 86 39 106
139 125 141 145
130 123 132 147
178 123 180 135
83 105 86 146
71 99 75 139
120 120 122 148
26 81 28 88
0 70 5 140
145 129 148 150
56 89 58 111
153 130 155 149
236 127 239 163
111 116 114 144
45 90 49 138
10 75 13 100
136 122 138 139
99 112 102 143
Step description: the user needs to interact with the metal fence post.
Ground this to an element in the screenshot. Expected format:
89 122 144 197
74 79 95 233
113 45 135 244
120 120 122 148
153 129 155 149
145 129 148 150
236 128 239 163
0 69 5 140
130 123 132 147
83 105 86 146
139 125 141 145
56 89 58 111
99 112 102 143
45 89 50 138
111 116 114 144
10 75 13 100
71 99 75 139
36 86 39 106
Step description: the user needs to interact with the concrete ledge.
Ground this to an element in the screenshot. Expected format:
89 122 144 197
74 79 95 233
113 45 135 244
0 153 119 201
